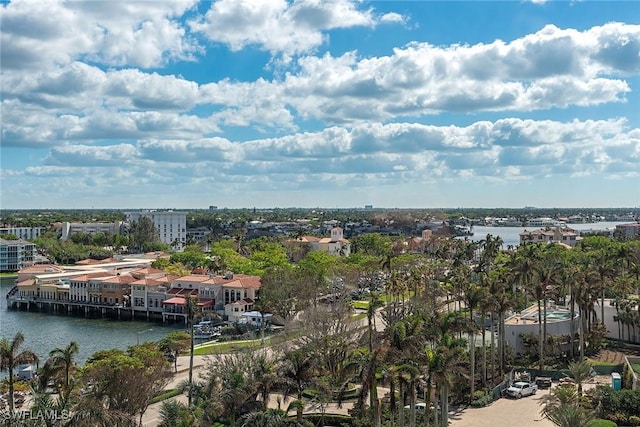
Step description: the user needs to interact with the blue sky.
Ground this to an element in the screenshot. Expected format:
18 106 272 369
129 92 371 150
1 0 639 209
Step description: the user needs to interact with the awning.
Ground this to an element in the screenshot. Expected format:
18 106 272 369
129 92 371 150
163 297 185 305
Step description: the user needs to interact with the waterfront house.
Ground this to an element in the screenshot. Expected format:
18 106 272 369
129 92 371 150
69 272 113 302
131 277 169 317
526 217 566 227
160 273 262 323
616 222 640 240
17 264 64 283
519 226 581 247
162 288 215 323
225 298 256 323
99 274 136 306
403 229 449 254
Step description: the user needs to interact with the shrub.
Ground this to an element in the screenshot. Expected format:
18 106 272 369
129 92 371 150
629 416 640 426
591 419 617 427
473 390 486 400
470 394 493 408
303 414 352 426
150 388 182 404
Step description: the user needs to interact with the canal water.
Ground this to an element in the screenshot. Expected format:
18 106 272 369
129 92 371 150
466 221 625 248
1 276 184 365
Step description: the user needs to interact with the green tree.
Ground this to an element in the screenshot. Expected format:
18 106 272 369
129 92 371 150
0 332 39 413
80 343 172 426
541 385 597 427
129 216 160 253
259 266 307 320
158 331 191 373
351 233 393 257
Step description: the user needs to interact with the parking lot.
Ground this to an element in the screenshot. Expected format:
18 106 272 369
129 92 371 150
449 387 554 427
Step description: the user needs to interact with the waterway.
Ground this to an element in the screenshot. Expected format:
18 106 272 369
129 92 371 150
466 221 624 248
1 276 185 365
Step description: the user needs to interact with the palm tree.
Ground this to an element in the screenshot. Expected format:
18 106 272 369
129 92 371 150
529 274 546 370
279 348 316 423
239 408 289 427
432 334 467 427
568 360 592 396
185 294 200 407
422 348 440 427
594 250 616 324
159 400 197 427
47 341 79 389
397 362 421 427
541 385 597 427
535 256 561 368
0 331 39 413
251 351 280 411
460 275 485 400
380 365 398 427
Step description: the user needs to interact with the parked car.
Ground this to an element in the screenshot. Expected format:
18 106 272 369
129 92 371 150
535 376 552 388
505 381 538 399
403 402 427 411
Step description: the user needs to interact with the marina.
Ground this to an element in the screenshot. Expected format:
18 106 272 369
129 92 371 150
1 276 182 365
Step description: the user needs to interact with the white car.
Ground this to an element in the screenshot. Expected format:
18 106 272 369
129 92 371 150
505 381 538 399
404 402 427 411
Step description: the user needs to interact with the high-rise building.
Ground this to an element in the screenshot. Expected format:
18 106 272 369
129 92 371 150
126 210 187 250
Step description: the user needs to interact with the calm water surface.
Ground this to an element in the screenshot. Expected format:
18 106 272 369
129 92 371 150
466 221 624 248
1 277 184 365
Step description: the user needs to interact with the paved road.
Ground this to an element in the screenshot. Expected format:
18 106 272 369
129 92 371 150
142 355 209 427
449 388 554 427
449 377 608 427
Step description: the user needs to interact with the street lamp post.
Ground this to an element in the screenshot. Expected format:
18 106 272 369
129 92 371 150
137 328 153 345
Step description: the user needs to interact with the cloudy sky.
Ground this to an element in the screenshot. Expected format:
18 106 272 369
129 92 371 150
1 0 639 209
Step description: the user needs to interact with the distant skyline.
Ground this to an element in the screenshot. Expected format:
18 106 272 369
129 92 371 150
1 0 639 209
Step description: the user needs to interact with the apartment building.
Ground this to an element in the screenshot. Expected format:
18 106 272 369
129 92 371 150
60 221 125 240
0 227 46 240
0 238 36 271
126 210 187 250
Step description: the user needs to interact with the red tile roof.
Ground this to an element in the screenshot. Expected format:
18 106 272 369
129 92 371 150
17 279 35 287
131 278 163 286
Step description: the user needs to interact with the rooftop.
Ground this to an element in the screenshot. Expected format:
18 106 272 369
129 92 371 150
505 304 576 325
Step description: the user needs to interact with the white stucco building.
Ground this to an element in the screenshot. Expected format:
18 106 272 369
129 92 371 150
0 227 46 240
126 210 187 250
61 222 125 241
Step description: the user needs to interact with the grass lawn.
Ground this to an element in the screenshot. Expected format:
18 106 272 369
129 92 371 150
193 338 268 355
352 301 370 310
